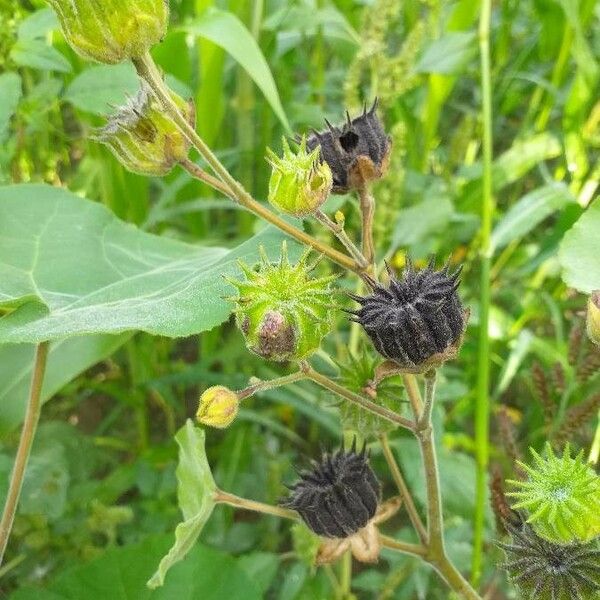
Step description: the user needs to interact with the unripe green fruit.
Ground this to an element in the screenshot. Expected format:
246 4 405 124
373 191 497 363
226 243 336 362
47 0 169 64
95 81 194 176
507 443 600 544
266 137 333 217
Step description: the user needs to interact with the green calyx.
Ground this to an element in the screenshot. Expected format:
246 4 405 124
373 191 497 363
47 0 169 64
266 137 333 217
507 443 600 544
226 242 337 362
94 81 194 176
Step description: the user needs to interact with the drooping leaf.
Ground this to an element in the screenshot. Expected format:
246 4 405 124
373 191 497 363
559 200 600 293
0 334 131 436
184 8 290 132
0 184 297 343
491 183 575 252
0 73 22 141
148 421 217 588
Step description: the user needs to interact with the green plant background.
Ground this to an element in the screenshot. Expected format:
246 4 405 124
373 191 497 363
0 0 599 597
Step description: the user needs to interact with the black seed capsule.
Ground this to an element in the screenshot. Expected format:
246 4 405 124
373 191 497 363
305 99 391 193
349 259 465 369
282 442 381 539
497 518 600 600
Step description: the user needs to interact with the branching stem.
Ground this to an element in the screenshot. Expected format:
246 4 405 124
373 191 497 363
357 185 376 269
238 371 307 400
0 342 49 565
215 490 298 521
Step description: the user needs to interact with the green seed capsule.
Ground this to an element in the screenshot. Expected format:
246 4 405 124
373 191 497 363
94 81 194 176
47 0 169 64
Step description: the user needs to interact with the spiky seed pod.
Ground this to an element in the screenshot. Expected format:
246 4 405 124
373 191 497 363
498 518 600 600
507 443 600 544
225 243 336 362
95 81 194 176
306 100 391 193
349 259 466 370
196 385 239 429
282 441 381 538
266 137 333 217
47 0 169 64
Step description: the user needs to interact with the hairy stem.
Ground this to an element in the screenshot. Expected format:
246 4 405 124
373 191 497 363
133 52 359 273
238 371 307 400
357 185 376 269
0 342 49 564
301 363 415 431
339 550 352 598
379 535 427 557
473 0 494 584
403 373 481 600
215 490 298 521
314 210 369 270
379 434 427 543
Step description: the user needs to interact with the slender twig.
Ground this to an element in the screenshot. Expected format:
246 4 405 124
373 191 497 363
379 434 427 543
403 373 423 418
339 550 352 598
314 210 369 269
357 185 376 269
419 370 437 429
238 371 307 400
133 52 360 274
0 342 49 564
301 364 415 431
379 535 426 557
180 157 232 196
215 490 298 521
473 0 494 584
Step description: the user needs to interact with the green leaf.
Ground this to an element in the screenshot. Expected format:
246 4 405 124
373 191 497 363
0 184 296 343
10 39 71 73
17 8 59 41
184 8 290 132
148 421 217 589
491 183 575 252
0 334 131 436
11 536 262 599
64 64 191 116
0 73 22 141
415 32 477 75
559 200 600 293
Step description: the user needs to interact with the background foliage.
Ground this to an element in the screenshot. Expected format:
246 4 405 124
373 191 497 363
0 0 599 597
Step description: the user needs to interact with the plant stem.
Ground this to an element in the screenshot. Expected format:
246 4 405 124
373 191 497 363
238 371 307 400
215 490 298 521
0 342 49 564
357 185 376 269
379 434 427 543
379 535 426 557
402 373 481 600
314 210 369 269
301 363 415 431
473 0 494 585
339 550 352 598
133 53 359 274
180 157 231 196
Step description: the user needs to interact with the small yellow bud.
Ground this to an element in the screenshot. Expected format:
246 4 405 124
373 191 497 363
587 291 600 347
47 0 169 64
197 386 239 429
334 211 345 226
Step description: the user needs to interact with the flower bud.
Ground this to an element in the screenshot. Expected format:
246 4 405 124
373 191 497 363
586 291 600 347
266 137 332 217
196 385 239 429
47 0 169 64
349 258 466 371
94 81 194 176
281 440 381 539
306 99 391 193
225 243 336 362
507 443 600 544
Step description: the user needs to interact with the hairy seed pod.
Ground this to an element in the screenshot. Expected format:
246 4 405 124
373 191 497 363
266 137 333 217
196 385 239 429
498 518 600 600
305 100 391 193
349 259 465 370
587 292 600 347
47 0 169 64
282 441 381 538
94 81 194 176
225 243 336 362
507 443 600 544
